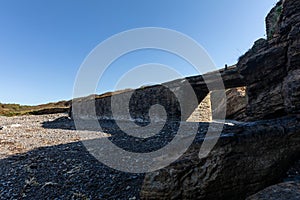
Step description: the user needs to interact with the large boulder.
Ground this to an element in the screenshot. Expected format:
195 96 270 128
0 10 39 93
141 116 300 199
246 182 300 200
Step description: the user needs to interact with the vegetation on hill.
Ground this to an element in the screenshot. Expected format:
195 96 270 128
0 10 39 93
0 101 70 117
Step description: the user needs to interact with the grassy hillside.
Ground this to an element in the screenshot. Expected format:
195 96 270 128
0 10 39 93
0 101 70 117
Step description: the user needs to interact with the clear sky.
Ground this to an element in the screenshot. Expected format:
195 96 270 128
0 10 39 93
0 0 278 105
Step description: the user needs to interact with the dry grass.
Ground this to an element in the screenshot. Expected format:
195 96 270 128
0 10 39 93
0 101 70 117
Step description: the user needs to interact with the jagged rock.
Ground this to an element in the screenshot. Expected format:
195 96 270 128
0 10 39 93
237 0 300 121
266 1 283 40
246 182 300 200
283 70 300 114
141 116 300 200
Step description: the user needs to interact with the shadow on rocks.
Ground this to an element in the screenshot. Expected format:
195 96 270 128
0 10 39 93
42 116 76 130
0 141 145 199
42 116 207 154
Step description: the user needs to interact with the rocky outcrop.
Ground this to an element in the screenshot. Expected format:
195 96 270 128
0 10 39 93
141 116 300 199
246 182 300 200
283 69 300 114
247 157 300 199
237 0 300 121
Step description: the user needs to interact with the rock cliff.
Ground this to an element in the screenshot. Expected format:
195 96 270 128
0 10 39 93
237 0 300 121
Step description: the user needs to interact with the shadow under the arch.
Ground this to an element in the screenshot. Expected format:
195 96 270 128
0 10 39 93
41 116 210 154
0 140 145 199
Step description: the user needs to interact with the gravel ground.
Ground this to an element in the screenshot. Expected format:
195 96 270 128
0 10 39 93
0 114 144 199
285 159 300 183
0 114 108 159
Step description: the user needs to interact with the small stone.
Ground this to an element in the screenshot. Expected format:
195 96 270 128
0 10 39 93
10 124 21 128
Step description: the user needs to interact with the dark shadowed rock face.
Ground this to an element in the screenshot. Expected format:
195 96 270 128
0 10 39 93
225 87 247 120
246 182 300 200
237 0 300 121
247 158 300 200
141 116 300 200
212 87 247 121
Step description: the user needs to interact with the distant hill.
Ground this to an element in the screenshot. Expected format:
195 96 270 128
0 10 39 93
0 101 70 117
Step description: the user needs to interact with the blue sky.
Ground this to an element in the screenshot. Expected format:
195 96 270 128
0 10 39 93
0 0 278 105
